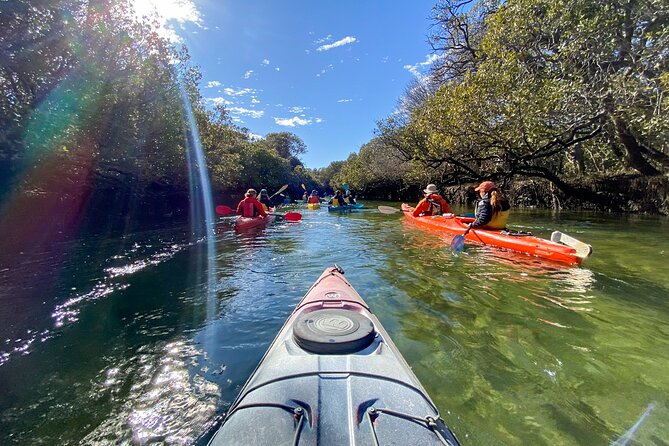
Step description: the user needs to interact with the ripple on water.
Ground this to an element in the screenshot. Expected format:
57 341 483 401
81 340 219 445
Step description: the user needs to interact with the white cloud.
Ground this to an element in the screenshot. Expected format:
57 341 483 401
243 70 254 79
131 0 202 42
337 99 352 103
317 36 357 52
314 35 333 45
250 97 261 104
275 67 280 71
404 54 441 77
262 59 270 65
223 87 256 96
314 118 323 123
274 116 311 127
247 132 263 141
207 97 232 105
229 107 265 119
289 106 308 113
316 64 335 77
205 81 221 88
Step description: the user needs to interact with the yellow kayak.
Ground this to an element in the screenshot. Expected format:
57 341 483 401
307 202 321 210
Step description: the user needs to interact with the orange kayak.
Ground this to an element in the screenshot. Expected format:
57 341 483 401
401 204 589 265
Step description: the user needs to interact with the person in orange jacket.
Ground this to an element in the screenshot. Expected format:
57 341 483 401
236 189 268 218
412 183 452 217
307 190 321 204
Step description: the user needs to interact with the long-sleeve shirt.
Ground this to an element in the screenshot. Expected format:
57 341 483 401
236 197 268 218
412 194 452 217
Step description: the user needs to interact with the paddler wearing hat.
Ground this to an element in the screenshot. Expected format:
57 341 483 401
412 184 453 217
468 181 510 230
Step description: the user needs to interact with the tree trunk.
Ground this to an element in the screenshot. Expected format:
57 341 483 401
612 116 662 176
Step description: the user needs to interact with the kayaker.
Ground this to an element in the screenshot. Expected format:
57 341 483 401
467 181 510 230
307 190 321 204
236 189 268 218
345 190 357 204
258 189 274 211
412 184 452 217
329 190 348 207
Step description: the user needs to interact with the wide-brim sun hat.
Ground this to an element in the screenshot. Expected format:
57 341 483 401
474 181 496 193
423 184 438 194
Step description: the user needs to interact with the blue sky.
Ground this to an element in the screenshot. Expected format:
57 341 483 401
133 0 438 168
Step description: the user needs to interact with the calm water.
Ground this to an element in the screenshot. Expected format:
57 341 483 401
0 203 667 445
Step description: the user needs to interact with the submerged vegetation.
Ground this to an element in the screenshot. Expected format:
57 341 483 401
1 0 668 227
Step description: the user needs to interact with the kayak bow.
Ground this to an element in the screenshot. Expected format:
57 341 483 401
205 266 461 445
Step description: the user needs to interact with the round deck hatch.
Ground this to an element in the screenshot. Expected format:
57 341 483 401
292 309 375 354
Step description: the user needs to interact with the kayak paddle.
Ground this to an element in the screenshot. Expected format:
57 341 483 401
216 205 234 215
450 231 467 252
270 212 302 222
269 184 289 199
451 225 487 252
377 205 405 214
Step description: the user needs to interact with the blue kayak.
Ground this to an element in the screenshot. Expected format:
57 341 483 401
203 266 461 445
327 203 364 212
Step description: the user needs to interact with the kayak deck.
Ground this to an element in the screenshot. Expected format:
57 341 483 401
401 203 589 265
206 266 460 445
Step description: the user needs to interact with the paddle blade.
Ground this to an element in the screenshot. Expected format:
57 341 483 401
269 184 289 198
283 212 302 221
450 235 465 252
216 205 234 215
377 206 401 214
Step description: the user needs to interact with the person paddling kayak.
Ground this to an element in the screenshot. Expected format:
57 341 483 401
236 189 268 218
257 189 274 212
467 181 510 231
413 183 452 217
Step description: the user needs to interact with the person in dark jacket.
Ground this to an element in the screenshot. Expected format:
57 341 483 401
258 189 274 211
467 181 510 230
236 189 268 218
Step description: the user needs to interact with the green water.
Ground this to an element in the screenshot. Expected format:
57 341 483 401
0 204 667 445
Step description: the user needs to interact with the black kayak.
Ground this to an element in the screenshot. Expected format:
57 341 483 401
205 265 461 445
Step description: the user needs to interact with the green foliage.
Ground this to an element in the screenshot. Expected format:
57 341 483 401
364 0 669 208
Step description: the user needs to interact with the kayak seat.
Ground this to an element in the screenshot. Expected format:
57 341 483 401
292 309 376 354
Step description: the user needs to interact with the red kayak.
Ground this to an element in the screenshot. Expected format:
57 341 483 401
234 208 275 231
401 204 590 265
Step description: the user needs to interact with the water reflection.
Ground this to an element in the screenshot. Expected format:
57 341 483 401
0 205 668 445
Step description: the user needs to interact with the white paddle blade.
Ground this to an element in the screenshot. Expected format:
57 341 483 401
377 206 401 214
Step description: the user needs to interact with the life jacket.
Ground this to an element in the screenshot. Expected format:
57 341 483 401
332 196 346 207
307 196 320 204
486 209 509 229
426 194 445 215
241 198 258 218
